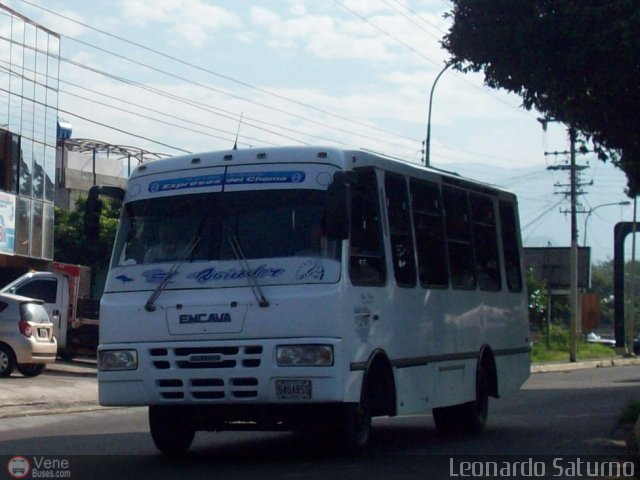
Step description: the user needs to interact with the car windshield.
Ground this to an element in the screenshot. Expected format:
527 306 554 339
112 189 340 267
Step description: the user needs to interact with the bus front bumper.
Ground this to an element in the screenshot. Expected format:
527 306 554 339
97 338 350 407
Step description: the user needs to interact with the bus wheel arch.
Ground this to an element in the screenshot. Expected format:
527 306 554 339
361 349 397 418
337 350 396 454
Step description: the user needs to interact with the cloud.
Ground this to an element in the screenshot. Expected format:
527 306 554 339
121 0 241 47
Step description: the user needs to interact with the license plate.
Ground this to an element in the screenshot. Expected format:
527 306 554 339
38 328 48 338
276 380 312 400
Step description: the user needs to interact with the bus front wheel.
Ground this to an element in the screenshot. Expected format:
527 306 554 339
338 399 372 454
149 406 195 455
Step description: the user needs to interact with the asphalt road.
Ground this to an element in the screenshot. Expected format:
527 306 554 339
0 365 638 479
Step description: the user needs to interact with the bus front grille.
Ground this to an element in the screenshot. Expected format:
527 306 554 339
149 345 263 370
155 377 259 401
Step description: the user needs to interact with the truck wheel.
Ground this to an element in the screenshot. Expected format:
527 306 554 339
433 367 489 435
149 406 195 455
17 364 46 377
0 345 16 378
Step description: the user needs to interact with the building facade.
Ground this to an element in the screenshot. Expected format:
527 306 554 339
0 4 59 279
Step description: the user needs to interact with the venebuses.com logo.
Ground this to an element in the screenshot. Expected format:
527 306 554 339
7 456 30 479
7 456 71 478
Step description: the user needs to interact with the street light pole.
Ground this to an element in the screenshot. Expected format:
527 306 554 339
424 62 452 166
583 201 631 247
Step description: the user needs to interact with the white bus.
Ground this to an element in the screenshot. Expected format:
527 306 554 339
91 146 530 455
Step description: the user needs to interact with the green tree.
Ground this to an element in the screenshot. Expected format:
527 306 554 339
54 196 119 289
590 259 614 325
526 267 547 332
442 0 640 194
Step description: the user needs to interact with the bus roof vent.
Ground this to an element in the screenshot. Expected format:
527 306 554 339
223 154 233 161
256 152 267 159
191 157 201 164
317 151 328 158
138 165 147 171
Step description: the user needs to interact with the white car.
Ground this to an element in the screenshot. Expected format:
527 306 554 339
0 292 57 377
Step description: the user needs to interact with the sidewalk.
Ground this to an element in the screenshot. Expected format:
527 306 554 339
1 356 639 419
0 358 102 419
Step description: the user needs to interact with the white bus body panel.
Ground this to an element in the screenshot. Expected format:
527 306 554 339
98 146 530 416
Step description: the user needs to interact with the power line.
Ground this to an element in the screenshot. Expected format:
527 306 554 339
522 198 564 232
0 29 416 153
386 0 449 36
15 0 419 146
0 82 190 154
378 0 443 42
334 0 537 119
332 0 442 68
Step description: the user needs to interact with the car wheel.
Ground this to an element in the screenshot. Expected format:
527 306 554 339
17 363 46 377
0 344 16 378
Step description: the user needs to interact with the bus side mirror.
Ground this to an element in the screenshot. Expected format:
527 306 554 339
84 185 125 241
324 171 355 241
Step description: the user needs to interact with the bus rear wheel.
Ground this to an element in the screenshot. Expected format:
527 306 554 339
149 406 195 455
433 367 489 436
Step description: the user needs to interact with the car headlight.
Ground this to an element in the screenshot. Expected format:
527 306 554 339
98 350 138 371
276 345 333 367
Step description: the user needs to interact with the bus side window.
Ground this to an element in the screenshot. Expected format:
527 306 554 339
385 173 416 288
410 179 448 288
349 169 386 287
499 200 523 292
443 187 476 290
470 193 502 292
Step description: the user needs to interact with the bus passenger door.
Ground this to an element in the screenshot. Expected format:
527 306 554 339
348 168 387 344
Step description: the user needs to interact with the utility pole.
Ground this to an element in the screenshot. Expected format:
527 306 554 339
568 127 579 362
546 127 591 362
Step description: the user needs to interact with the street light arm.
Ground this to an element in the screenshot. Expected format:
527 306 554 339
583 201 631 247
424 62 452 167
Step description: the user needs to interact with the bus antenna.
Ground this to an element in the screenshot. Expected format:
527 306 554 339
233 112 243 150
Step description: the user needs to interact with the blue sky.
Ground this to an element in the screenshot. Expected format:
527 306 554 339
5 0 635 262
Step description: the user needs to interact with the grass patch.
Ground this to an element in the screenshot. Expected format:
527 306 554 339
531 325 617 363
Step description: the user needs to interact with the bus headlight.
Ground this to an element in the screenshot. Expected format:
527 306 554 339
276 345 333 367
98 349 138 371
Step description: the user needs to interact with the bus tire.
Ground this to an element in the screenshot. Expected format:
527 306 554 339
0 344 15 377
433 367 489 436
340 403 371 454
149 406 195 455
465 367 489 434
338 398 372 454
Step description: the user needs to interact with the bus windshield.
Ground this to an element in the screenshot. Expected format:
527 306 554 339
112 189 339 267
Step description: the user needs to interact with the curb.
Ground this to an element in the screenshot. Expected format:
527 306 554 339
531 357 640 373
0 403 113 419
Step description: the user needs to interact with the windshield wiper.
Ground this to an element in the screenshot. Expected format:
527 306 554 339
228 235 270 308
144 235 202 312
